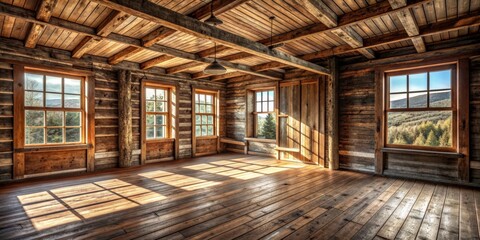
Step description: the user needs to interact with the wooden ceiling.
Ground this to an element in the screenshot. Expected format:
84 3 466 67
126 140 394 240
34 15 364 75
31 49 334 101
0 0 479 81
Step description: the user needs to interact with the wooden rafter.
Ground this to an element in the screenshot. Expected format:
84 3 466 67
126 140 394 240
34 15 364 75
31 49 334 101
202 12 480 80
191 0 431 68
388 0 426 53
298 0 337 28
0 3 283 80
72 10 131 59
91 0 330 75
331 27 375 59
24 0 56 48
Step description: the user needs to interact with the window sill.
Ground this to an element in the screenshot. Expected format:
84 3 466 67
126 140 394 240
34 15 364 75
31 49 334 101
244 137 276 143
381 147 464 158
196 136 217 140
16 144 91 153
146 138 175 143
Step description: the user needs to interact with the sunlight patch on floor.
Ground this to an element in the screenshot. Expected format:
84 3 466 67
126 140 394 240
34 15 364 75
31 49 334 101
18 179 165 230
139 170 221 191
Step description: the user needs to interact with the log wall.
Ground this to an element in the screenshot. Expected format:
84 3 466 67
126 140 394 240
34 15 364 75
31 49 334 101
0 59 225 181
339 55 480 184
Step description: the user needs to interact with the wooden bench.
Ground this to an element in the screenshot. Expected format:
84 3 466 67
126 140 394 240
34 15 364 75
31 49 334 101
220 138 247 154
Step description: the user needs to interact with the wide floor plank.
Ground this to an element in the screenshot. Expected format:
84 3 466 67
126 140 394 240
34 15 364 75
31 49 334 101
0 153 478 240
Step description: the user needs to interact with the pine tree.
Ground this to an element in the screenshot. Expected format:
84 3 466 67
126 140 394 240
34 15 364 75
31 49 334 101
426 130 439 146
413 134 426 146
262 113 276 139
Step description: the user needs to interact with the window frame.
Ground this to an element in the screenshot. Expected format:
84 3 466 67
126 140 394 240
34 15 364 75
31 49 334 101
384 64 457 152
253 88 276 139
142 82 175 141
23 69 86 146
193 89 217 138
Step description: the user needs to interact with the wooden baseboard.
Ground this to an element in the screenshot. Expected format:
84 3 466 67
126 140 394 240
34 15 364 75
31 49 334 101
146 157 174 164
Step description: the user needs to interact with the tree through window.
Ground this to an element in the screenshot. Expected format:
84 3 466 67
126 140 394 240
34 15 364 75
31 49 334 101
254 89 276 139
385 64 456 149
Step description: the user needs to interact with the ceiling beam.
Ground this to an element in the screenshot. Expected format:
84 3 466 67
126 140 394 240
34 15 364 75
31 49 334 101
388 0 426 53
91 0 330 76
108 46 143 64
0 3 283 80
141 0 249 48
298 0 337 28
72 10 130 58
194 0 430 66
206 12 480 80
165 52 252 74
25 0 56 48
331 27 375 59
141 55 176 69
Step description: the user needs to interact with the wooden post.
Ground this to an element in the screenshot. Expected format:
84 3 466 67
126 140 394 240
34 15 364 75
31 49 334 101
118 70 132 167
13 64 25 179
457 58 470 182
326 57 339 169
374 69 385 175
87 75 96 172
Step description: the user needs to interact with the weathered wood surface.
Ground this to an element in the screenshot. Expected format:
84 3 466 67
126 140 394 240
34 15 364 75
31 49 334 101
0 153 479 239
0 63 13 181
118 70 133 168
470 56 480 184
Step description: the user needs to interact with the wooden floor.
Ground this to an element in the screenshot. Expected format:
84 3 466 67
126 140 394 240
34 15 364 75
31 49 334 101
0 153 479 240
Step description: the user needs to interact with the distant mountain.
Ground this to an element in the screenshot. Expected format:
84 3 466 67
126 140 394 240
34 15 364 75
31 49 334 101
391 91 450 108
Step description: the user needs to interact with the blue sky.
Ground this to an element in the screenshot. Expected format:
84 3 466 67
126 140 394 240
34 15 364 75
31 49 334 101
390 70 451 98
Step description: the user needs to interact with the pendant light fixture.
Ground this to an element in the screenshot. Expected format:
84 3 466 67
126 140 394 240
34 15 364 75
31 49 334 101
268 16 284 50
204 0 223 26
203 41 227 75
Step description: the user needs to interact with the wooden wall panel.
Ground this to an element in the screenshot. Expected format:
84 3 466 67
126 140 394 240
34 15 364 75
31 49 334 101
279 83 301 161
470 56 480 183
146 140 174 162
24 150 86 175
195 138 217 156
339 70 376 172
0 63 13 180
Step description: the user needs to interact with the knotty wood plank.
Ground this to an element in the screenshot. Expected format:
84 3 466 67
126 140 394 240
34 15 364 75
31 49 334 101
438 186 460 239
459 189 480 239
416 185 447 239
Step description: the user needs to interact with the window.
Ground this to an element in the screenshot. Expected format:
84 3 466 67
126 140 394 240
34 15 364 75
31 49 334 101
385 64 456 149
24 71 84 145
144 86 170 139
254 89 276 139
194 91 215 137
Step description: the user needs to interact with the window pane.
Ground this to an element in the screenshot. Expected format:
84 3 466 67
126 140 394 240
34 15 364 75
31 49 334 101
268 101 274 112
206 105 212 113
389 75 406 93
206 95 212 104
258 113 276 139
268 91 274 101
430 70 451 90
156 89 165 101
202 115 207 124
409 73 427 91
47 111 63 126
146 126 154 139
156 126 165 138
64 94 80 108
409 92 427 108
195 104 200 113
146 101 154 112
262 91 268 101
430 90 451 108
46 93 62 107
25 73 43 91
66 112 81 126
256 102 262 112
25 91 43 107
26 128 44 144
146 88 155 100
387 111 452 147
199 94 205 104
64 78 81 94
66 128 81 142
155 101 164 112
256 92 261 102
146 114 154 125
25 110 44 126
202 126 207 136
47 128 63 143
195 126 201 136
262 102 268 112
195 115 201 124
207 115 213 124
207 125 213 135
390 93 407 109
46 76 62 92
156 115 165 125
200 104 205 113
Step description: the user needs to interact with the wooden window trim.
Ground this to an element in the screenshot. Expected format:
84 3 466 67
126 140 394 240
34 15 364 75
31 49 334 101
253 88 276 139
141 81 178 164
22 68 86 147
193 90 217 137
383 63 458 152
192 88 220 157
143 85 172 140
